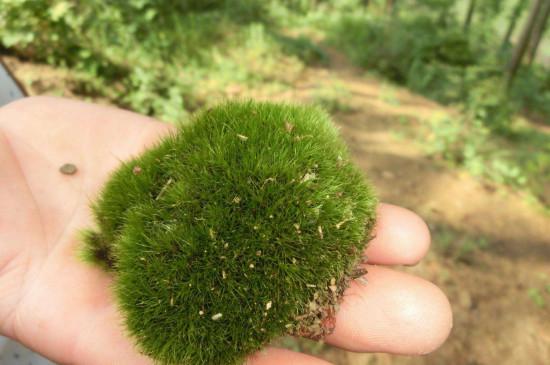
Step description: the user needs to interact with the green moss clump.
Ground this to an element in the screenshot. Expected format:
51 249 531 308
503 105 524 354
81 100 377 365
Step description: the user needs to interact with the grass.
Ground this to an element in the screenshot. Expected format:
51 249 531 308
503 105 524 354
400 113 550 214
527 274 550 308
379 82 400 107
0 1 324 121
81 100 378 365
528 288 545 308
314 1 550 211
432 226 488 264
312 83 353 114
2 0 547 211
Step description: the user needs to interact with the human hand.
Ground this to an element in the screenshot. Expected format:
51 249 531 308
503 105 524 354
0 97 452 364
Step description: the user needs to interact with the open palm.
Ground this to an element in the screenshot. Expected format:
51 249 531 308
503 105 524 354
0 97 451 365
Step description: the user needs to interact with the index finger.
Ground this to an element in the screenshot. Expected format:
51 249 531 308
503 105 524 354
366 204 431 266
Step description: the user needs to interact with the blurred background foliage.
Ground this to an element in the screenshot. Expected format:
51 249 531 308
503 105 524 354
0 0 324 121
1 2 550 361
2 0 549 124
3 0 547 212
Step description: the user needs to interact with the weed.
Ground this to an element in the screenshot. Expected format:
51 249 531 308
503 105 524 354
432 227 487 263
323 5 550 132
379 83 400 106
312 83 353 114
528 288 545 308
415 114 549 212
0 1 310 120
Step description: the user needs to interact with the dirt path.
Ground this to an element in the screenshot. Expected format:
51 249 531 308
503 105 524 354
4 51 550 364
261 49 550 365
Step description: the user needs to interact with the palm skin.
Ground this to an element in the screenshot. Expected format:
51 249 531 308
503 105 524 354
0 97 452 365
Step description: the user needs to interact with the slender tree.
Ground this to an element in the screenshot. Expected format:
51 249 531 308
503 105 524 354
505 0 543 90
502 0 528 47
463 0 477 30
310 0 317 11
385 0 395 13
526 0 550 64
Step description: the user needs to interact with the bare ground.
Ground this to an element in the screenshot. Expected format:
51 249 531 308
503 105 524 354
3 51 550 365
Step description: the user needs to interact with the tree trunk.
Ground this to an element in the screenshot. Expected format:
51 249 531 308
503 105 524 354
503 0 528 47
310 0 317 11
527 0 550 64
505 0 544 90
385 0 394 14
463 0 477 30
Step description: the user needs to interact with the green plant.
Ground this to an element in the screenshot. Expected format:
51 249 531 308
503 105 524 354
312 83 353 113
0 0 314 121
324 6 550 131
527 275 550 308
380 82 400 106
509 65 550 118
454 237 488 262
432 226 487 263
415 111 550 211
269 30 328 64
528 288 545 308
81 100 378 365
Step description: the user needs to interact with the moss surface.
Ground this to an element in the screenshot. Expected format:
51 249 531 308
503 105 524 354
82 100 377 365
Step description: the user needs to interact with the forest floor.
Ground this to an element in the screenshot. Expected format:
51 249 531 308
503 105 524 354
3 49 550 365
